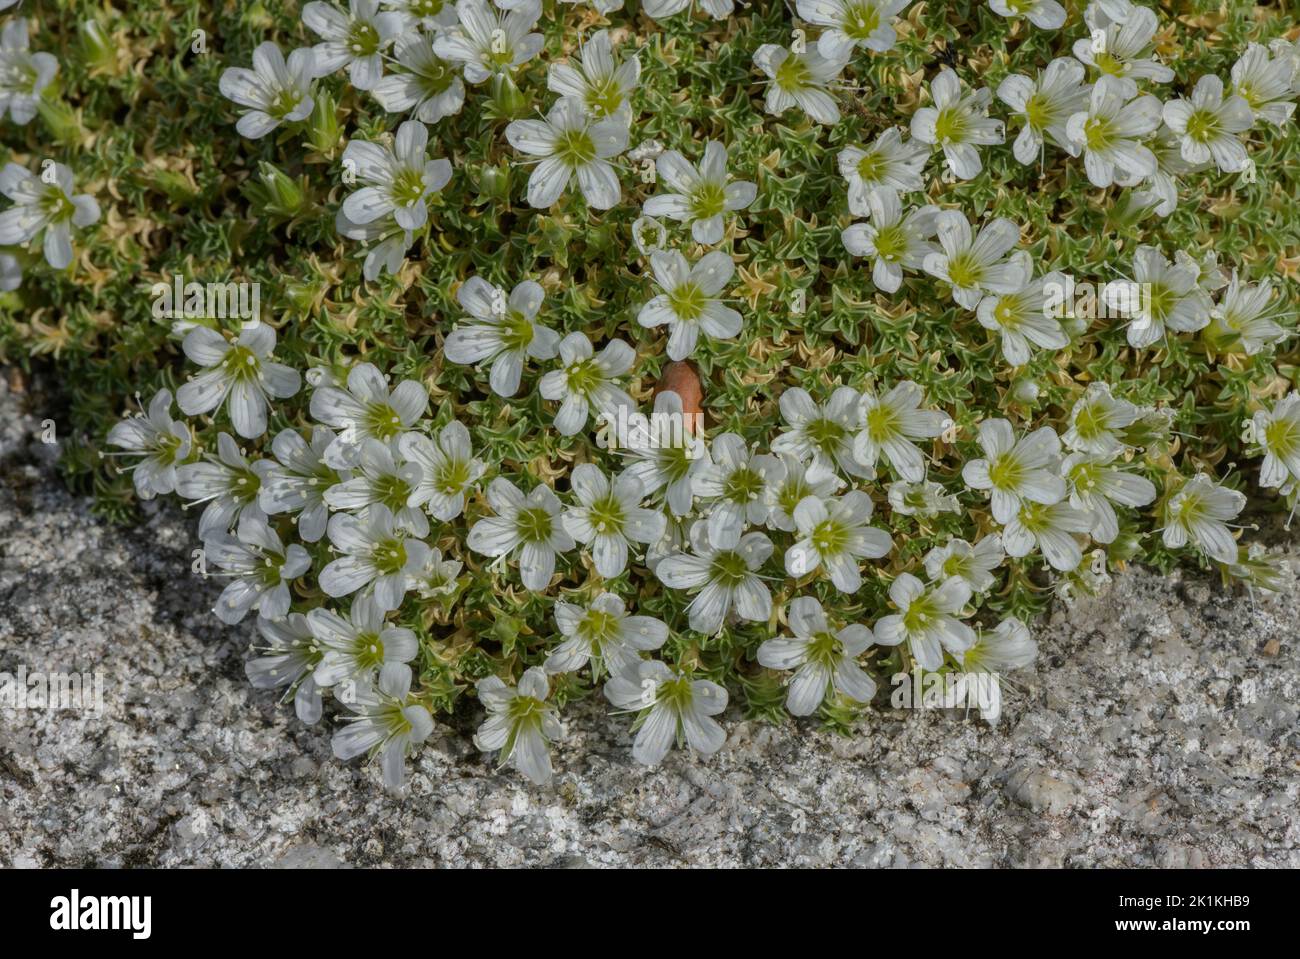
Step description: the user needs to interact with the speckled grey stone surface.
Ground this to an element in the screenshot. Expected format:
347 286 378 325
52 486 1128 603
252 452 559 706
1 377 1296 868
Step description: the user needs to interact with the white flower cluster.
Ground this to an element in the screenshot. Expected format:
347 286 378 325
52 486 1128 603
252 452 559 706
0 17 101 287
100 0 1296 791
837 0 1294 363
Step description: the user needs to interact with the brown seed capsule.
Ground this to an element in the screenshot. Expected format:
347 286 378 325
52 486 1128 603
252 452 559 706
654 360 704 434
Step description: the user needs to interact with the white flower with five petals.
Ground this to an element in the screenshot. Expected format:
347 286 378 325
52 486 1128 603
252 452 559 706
758 596 877 716
655 523 773 636
752 43 849 126
302 0 403 90
467 477 574 590
603 660 728 766
218 42 315 139
473 667 562 784
910 68 1005 180
961 418 1065 523
538 332 636 436
873 573 975 671
341 120 452 231
637 249 741 361
505 96 628 210
0 160 100 269
561 464 665 578
642 141 755 245
443 277 560 396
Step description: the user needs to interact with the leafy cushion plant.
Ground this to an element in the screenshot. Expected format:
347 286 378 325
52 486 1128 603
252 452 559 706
3 0 1298 790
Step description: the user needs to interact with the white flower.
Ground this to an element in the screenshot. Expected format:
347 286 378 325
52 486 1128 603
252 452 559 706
637 249 741 360
319 504 430 611
259 427 339 543
506 96 628 210
643 141 755 245
309 362 429 465
962 616 1036 673
383 0 460 31
1233 42 1297 126
373 30 466 123
443 277 560 396
204 512 311 625
341 120 452 231
763 452 842 532
752 43 848 126
656 524 773 635
473 667 561 784
0 161 100 269
562 464 665 578
1002 499 1095 571
909 68 1005 180
773 386 867 483
104 389 191 500
218 42 315 139
1252 393 1300 490
1162 75 1253 173
333 662 433 792
545 592 668 678
887 478 960 517
975 262 1071 367
603 660 728 766
841 193 939 294
853 379 947 481
302 0 402 90
785 491 892 592
1062 451 1156 543
988 0 1065 30
1270 37 1300 95
539 332 636 436
432 0 542 83
1064 75 1162 187
1206 271 1284 357
838 127 929 213
548 29 639 125
309 594 418 687
411 546 462 598
1127 126 1208 218
1162 474 1246 565
176 325 301 440
758 596 876 716
1106 245 1211 349
467 477 574 590
244 613 324 725
692 433 783 549
796 0 911 59
1062 382 1139 455
922 211 1023 309
621 390 711 517
956 616 1037 722
873 573 975 671
398 420 485 521
1071 4 1173 97
642 0 733 21
923 535 1005 593
962 418 1065 523
996 58 1090 165
0 19 57 125
335 207 416 281
323 437 427 536
176 432 274 537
